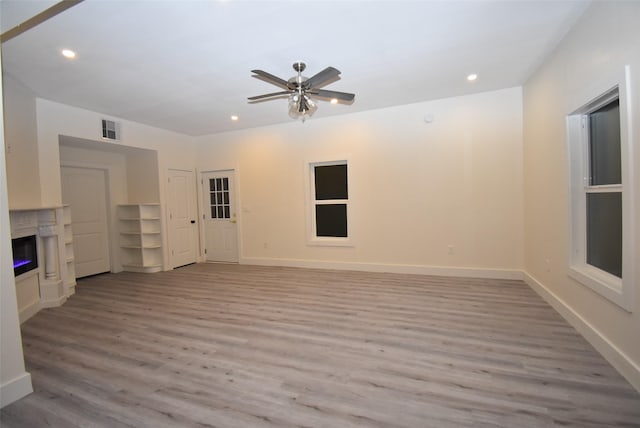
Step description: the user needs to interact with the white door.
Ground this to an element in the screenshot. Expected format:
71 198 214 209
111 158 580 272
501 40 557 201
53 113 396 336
202 170 238 263
167 169 198 268
61 167 111 278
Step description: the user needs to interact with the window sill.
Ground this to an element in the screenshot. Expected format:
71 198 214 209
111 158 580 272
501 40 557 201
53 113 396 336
307 237 353 247
568 264 632 312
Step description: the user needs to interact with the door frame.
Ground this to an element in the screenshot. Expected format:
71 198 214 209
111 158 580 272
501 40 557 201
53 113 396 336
198 168 241 263
166 168 199 268
59 162 117 273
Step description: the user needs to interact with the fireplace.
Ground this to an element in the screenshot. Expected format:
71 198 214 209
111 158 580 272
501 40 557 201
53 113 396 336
12 235 38 276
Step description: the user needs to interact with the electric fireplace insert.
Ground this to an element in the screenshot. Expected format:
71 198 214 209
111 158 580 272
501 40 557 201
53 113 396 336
12 235 38 276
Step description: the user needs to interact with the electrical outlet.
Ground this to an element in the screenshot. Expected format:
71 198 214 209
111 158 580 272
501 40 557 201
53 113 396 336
448 245 454 255
545 258 551 272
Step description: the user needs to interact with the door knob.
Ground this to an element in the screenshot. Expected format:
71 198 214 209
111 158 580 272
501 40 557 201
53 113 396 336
190 220 196 224
229 219 237 224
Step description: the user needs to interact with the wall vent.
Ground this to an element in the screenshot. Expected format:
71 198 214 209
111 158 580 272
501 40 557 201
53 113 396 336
101 119 120 140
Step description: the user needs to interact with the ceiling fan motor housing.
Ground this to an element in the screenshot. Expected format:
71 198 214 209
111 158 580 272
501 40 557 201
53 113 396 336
288 75 308 88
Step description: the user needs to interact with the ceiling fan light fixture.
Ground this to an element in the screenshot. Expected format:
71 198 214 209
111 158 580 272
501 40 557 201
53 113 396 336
302 95 317 112
288 93 317 121
288 94 300 119
251 61 355 121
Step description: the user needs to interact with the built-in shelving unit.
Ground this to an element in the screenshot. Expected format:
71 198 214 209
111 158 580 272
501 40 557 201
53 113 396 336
117 204 163 273
62 205 76 288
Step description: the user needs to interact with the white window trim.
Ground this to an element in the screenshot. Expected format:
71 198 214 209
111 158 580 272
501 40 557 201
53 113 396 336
566 65 635 312
305 158 353 247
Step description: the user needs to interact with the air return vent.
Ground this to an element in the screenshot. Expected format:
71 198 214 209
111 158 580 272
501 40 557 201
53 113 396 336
101 119 120 140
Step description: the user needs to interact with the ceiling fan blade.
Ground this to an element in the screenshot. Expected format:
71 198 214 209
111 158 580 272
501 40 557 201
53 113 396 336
310 89 355 102
251 70 291 89
248 91 291 101
305 67 341 89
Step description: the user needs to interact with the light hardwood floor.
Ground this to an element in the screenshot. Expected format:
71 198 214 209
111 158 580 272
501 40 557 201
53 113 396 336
2 264 639 427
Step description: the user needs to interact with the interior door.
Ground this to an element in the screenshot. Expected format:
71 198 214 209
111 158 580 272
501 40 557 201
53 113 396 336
202 170 238 263
61 166 111 278
167 169 198 268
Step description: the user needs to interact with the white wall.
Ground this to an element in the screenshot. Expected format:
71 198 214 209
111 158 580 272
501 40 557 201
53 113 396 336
35 99 198 269
2 74 40 208
59 143 128 199
0 53 33 408
196 87 524 277
36 99 196 206
523 1 640 390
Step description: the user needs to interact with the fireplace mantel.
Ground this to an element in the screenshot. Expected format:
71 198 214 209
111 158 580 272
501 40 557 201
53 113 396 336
9 206 76 322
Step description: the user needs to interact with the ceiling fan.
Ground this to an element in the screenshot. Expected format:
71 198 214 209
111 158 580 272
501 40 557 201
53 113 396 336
248 62 355 121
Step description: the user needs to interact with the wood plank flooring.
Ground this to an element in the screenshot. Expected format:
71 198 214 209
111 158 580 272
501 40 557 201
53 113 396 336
2 263 639 427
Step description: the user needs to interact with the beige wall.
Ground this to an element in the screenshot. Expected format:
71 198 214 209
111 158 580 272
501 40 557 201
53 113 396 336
196 87 524 276
523 1 640 389
2 74 40 208
126 150 160 204
36 99 196 208
35 99 197 270
0 53 32 408
59 143 129 203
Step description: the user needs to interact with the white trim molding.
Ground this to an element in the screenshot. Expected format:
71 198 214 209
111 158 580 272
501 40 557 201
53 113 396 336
241 256 523 280
0 372 33 408
304 157 354 247
18 299 42 324
566 65 636 312
523 271 640 393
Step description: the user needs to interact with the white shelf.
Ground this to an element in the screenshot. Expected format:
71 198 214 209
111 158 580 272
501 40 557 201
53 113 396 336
117 204 163 273
62 205 76 288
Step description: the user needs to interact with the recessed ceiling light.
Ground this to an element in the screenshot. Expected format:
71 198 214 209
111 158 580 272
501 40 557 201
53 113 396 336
330 98 339 105
467 73 478 82
230 115 239 121
61 49 76 59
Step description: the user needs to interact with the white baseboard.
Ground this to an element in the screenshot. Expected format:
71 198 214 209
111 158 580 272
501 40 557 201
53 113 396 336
66 284 76 297
0 372 32 408
40 294 67 309
18 299 42 324
241 256 523 280
523 271 640 393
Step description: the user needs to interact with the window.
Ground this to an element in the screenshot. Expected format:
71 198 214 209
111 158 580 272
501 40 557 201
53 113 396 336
585 99 622 278
209 177 230 219
307 160 351 245
567 68 635 311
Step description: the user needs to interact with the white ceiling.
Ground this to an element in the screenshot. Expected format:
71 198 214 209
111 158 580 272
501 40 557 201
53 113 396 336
1 0 589 137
